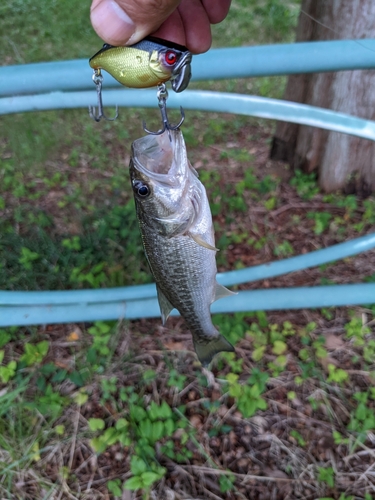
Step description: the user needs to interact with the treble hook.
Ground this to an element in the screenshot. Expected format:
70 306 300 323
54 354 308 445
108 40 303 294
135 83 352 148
89 69 119 122
143 83 185 140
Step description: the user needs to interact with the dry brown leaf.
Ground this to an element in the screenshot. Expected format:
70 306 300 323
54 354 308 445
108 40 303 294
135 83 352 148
189 415 202 429
325 333 344 350
319 355 339 371
164 341 186 351
67 329 81 342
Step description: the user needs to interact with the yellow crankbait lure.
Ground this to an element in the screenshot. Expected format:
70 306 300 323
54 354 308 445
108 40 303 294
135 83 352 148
90 36 192 92
88 36 192 131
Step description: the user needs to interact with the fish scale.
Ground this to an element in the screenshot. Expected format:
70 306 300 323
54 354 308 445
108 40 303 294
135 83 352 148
130 130 235 366
141 227 217 343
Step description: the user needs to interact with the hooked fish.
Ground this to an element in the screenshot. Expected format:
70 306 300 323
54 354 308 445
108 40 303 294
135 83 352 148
89 36 192 92
129 130 235 366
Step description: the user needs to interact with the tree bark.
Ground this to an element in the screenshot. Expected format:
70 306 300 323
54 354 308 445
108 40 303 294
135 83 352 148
270 0 375 194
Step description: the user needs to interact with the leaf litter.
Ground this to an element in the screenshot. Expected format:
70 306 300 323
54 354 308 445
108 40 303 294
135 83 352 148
1 122 375 500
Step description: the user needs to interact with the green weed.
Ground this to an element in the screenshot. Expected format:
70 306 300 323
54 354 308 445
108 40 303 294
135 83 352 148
290 169 320 200
317 466 335 488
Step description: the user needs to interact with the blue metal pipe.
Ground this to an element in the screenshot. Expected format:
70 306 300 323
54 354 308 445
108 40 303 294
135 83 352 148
2 40 375 327
1 40 375 97
2 90 375 143
1 284 374 327
1 233 374 308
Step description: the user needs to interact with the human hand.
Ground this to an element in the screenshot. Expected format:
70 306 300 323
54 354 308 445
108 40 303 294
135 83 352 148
90 0 231 54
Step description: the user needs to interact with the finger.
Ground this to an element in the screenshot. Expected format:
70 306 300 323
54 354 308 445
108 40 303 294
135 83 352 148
202 0 232 24
91 0 181 45
152 10 187 47
177 0 212 54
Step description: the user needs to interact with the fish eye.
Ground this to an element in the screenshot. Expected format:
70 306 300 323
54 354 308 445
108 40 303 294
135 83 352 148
133 180 151 198
165 50 177 65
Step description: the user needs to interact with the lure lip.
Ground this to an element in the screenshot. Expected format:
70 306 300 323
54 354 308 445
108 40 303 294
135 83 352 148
146 37 193 93
171 51 192 93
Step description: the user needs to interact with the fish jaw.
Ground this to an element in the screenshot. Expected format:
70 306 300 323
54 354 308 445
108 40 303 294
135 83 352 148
130 131 199 236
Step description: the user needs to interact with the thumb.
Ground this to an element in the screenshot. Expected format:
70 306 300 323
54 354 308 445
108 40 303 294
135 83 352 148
91 0 181 46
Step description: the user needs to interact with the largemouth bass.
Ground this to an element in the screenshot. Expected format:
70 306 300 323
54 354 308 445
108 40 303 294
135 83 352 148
90 37 192 92
129 130 235 366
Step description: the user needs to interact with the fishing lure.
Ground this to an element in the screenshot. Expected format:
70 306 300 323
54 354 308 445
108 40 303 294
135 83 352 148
89 36 192 133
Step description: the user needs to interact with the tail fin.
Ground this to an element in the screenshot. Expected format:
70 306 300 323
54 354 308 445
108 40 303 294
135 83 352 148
194 335 234 367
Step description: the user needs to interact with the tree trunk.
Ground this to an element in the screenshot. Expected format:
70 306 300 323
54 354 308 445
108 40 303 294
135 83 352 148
270 0 375 194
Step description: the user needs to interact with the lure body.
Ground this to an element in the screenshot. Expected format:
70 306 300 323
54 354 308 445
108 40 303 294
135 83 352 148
89 37 192 92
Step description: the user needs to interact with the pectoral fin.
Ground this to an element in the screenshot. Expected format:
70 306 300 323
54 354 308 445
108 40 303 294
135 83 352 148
156 286 174 325
214 282 237 302
188 232 219 251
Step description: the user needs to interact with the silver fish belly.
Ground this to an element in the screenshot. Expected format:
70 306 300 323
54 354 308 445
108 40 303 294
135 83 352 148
129 130 234 366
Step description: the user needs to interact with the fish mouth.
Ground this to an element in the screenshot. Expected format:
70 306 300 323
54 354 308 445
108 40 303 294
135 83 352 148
131 131 183 183
171 52 192 93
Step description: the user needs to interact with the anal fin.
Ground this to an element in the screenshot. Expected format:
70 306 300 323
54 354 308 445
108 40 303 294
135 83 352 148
214 282 237 302
156 286 174 325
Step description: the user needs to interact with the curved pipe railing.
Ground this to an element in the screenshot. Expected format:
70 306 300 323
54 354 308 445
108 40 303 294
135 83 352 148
1 40 375 326
1 40 375 97
2 285 375 327
2 90 375 142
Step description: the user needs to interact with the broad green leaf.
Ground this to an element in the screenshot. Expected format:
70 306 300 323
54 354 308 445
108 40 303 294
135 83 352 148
130 405 147 422
37 340 49 357
257 398 267 410
139 419 152 440
130 456 147 476
124 476 143 491
73 391 88 406
102 427 119 446
229 385 242 398
7 361 17 373
151 421 164 442
226 373 239 384
115 418 128 430
148 401 160 421
141 471 162 487
274 355 287 367
272 340 287 355
88 418 105 431
107 479 122 496
252 346 266 361
90 437 107 454
159 401 172 419
164 418 175 437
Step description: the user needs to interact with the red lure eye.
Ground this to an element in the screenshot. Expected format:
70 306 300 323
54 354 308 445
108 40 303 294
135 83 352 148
165 50 177 65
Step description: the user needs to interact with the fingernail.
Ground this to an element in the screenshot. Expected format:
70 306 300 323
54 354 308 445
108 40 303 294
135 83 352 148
91 0 135 45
